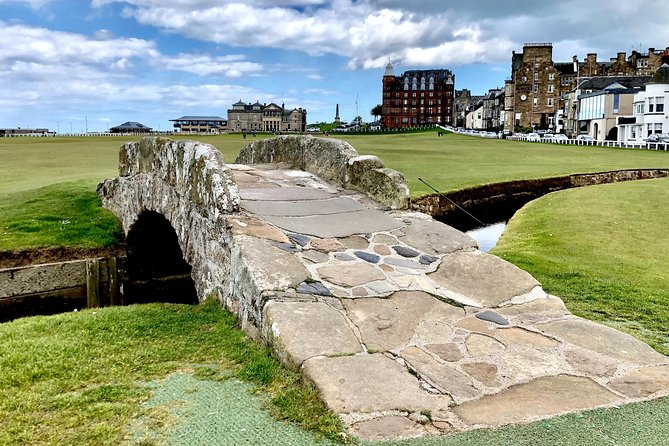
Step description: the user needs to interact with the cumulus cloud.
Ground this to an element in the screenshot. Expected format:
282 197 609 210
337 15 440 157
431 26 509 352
92 0 669 70
160 54 263 77
0 20 271 115
92 0 516 68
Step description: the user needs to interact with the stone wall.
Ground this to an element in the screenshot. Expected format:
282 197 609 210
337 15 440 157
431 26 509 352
98 137 240 309
235 135 410 209
412 169 669 230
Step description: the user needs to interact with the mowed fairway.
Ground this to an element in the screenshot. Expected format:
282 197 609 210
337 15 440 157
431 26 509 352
337 132 669 196
0 134 265 196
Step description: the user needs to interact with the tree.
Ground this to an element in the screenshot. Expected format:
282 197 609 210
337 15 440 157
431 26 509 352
370 104 382 120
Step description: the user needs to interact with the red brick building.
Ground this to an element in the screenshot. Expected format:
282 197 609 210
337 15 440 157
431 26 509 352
381 62 455 129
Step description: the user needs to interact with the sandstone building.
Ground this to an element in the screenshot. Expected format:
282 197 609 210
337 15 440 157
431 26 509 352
504 43 669 134
227 101 307 133
381 62 455 128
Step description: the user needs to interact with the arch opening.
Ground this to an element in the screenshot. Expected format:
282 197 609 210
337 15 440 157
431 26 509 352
125 210 198 305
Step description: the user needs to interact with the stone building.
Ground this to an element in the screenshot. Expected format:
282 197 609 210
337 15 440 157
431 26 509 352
227 101 307 133
381 62 455 128
505 43 669 134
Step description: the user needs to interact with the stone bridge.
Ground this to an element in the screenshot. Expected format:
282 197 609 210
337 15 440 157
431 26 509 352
98 135 669 441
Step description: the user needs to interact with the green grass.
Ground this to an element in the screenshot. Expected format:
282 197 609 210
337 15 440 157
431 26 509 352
374 397 669 446
0 134 268 196
0 181 122 251
0 300 344 445
336 132 669 197
493 177 669 355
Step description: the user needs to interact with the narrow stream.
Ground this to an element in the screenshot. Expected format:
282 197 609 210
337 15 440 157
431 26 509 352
466 221 507 252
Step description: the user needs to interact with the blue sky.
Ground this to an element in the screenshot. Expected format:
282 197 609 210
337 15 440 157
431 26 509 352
1 0 668 133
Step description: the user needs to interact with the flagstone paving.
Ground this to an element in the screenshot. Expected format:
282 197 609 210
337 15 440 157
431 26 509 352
228 163 669 442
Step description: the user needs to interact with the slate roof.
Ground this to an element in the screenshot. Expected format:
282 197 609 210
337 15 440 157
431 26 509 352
578 76 651 91
110 121 152 131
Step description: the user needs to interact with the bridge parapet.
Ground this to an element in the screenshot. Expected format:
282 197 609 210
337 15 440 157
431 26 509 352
236 135 410 209
98 137 239 306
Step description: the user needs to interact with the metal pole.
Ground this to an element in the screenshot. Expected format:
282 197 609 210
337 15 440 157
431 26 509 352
418 177 486 226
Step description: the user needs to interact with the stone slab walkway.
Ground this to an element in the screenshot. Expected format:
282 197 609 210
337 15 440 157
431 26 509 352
227 163 669 442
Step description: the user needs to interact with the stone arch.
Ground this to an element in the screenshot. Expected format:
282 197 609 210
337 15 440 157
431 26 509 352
124 210 197 305
97 137 240 307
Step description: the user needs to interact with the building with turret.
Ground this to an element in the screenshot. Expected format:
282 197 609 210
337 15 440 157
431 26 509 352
381 62 455 129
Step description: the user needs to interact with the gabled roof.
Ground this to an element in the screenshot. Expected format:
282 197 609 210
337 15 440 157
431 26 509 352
110 121 152 130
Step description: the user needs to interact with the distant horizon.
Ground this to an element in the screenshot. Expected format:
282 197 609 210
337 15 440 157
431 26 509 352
1 0 667 132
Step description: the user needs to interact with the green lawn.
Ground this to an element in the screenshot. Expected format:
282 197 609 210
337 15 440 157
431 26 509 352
493 177 669 355
0 300 343 445
336 132 669 197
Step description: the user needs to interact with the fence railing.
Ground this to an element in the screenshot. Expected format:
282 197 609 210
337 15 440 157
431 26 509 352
506 135 669 151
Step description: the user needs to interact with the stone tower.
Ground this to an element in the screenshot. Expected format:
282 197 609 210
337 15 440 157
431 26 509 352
334 104 340 123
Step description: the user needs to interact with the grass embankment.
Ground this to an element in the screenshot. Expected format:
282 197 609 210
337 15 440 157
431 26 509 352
337 132 669 197
0 135 267 251
0 300 343 445
493 177 669 355
0 181 121 251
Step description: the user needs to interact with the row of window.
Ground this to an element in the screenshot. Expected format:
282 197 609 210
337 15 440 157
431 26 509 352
384 107 451 114
385 99 444 106
383 91 453 98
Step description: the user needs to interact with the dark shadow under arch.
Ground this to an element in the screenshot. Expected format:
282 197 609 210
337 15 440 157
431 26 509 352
124 210 198 305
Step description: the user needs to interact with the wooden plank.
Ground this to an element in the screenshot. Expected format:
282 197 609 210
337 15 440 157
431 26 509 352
86 259 100 308
0 260 87 298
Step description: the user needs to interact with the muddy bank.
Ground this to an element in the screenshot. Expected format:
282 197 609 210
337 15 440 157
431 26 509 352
412 169 669 231
0 245 126 269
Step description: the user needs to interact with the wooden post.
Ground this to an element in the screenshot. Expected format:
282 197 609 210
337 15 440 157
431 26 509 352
86 259 100 308
107 257 121 306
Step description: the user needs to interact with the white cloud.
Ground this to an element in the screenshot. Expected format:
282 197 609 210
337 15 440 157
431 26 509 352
93 0 516 68
160 54 263 77
92 0 669 70
0 0 52 8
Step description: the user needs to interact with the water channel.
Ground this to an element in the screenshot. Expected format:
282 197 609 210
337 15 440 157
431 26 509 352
465 221 507 253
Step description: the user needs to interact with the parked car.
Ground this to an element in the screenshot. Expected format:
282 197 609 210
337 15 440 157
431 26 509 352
645 134 669 143
526 132 541 141
576 134 595 141
553 134 569 140
542 133 556 140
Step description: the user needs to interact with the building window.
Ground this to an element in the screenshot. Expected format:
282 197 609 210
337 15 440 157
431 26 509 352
404 84 408 91
533 85 539 93
547 98 554 107
656 97 664 113
655 123 663 134
534 73 539 82
521 75 528 83
648 97 655 113
533 98 538 107
548 84 554 93
613 94 620 114
548 73 555 81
